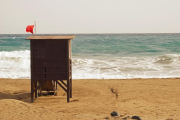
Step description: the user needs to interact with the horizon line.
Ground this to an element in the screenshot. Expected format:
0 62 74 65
1 32 180 35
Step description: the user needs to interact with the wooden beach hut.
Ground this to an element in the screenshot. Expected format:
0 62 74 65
26 35 75 102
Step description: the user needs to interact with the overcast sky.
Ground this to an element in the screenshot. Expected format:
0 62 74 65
0 0 180 34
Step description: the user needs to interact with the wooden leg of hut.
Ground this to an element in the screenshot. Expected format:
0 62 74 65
53 80 56 96
37 81 41 96
37 81 39 98
52 80 56 96
67 79 70 102
35 81 38 98
70 61 72 98
40 87 42 96
70 78 72 98
31 80 34 102
56 80 57 91
55 81 57 95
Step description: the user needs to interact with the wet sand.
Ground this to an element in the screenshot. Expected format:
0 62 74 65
0 78 180 120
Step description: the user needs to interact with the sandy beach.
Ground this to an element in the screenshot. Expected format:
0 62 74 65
0 78 180 120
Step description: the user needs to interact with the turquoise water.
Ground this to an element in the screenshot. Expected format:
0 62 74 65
0 33 180 79
73 34 180 57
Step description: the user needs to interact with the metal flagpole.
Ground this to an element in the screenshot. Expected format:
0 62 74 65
34 21 36 36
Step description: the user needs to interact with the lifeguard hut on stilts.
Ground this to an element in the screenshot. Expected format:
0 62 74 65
26 35 75 102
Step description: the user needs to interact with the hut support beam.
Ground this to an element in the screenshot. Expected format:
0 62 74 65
35 81 38 98
31 80 47 102
56 80 72 102
56 80 67 92
70 78 72 98
60 80 67 87
31 80 34 102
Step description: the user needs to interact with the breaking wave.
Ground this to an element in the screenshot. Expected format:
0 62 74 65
0 50 180 79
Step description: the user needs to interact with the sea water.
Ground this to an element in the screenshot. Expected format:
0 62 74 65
0 34 180 79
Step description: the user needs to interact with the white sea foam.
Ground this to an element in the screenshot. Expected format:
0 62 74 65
0 50 30 78
72 54 180 79
0 51 180 79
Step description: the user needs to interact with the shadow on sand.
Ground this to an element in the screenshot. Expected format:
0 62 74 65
0 92 32 103
0 91 66 103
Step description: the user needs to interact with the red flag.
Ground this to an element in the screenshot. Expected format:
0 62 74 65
26 25 34 34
